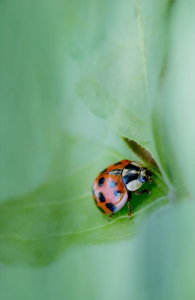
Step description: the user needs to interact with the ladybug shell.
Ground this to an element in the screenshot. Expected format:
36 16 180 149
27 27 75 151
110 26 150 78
92 160 132 214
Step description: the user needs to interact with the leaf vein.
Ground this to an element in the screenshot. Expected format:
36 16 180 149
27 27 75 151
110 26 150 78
0 196 168 242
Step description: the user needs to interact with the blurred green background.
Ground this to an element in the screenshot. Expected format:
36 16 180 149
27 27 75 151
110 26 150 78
1 0 195 299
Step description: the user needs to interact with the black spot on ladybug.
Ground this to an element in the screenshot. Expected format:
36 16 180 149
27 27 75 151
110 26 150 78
101 168 107 174
93 197 105 214
109 180 117 188
123 173 138 185
106 202 116 212
98 177 105 187
114 190 121 198
114 161 121 165
98 192 106 202
126 163 140 172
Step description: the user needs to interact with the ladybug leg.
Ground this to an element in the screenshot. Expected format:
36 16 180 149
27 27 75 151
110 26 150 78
134 189 151 195
127 202 133 217
127 191 133 217
108 213 115 220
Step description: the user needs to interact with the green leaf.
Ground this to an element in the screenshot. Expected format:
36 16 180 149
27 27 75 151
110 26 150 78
0 94 168 264
0 0 172 266
0 174 167 264
75 0 152 145
2 0 195 299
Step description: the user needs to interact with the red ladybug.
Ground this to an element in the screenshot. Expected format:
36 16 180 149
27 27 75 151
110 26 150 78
92 160 152 216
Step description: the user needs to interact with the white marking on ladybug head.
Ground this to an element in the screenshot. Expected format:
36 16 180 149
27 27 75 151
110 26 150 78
122 163 141 191
123 168 130 176
126 179 142 191
122 162 141 176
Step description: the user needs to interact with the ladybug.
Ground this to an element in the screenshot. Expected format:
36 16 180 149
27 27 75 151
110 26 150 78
92 160 153 216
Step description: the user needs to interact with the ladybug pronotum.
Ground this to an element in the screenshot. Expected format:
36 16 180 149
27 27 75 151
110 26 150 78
92 160 153 216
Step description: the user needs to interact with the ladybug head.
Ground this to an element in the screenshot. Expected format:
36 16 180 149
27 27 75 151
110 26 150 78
122 162 153 191
139 168 153 184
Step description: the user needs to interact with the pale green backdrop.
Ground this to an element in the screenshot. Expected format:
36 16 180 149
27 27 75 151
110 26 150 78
1 0 195 299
